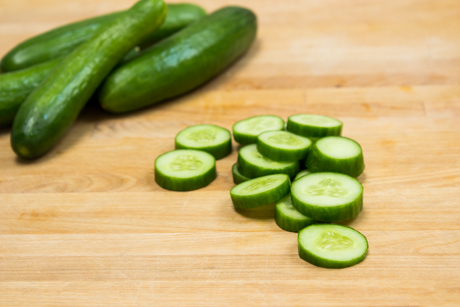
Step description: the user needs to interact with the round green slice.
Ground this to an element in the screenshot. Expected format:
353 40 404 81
306 136 365 177
294 169 311 181
232 163 250 184
230 174 290 209
287 114 343 140
155 149 216 191
291 172 363 222
175 124 232 159
298 224 368 268
233 115 285 145
238 144 300 178
275 194 317 232
257 130 312 162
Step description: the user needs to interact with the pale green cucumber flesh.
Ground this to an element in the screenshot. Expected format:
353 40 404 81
232 163 250 184
155 149 216 191
230 174 290 209
175 124 232 159
298 224 368 268
257 130 312 162
306 136 365 177
98 6 257 113
238 144 299 178
275 194 317 232
287 114 343 139
291 172 363 222
233 115 285 145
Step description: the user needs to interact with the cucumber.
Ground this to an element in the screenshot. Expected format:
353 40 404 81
0 58 60 126
294 169 310 181
230 174 290 209
298 224 368 268
257 130 312 162
11 0 167 159
291 172 363 222
238 144 300 179
275 194 316 232
1 3 207 72
232 163 250 184
175 124 232 160
233 115 285 145
287 114 343 140
98 6 257 113
306 136 365 177
155 149 216 191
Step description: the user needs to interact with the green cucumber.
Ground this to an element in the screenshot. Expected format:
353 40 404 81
257 130 312 162
1 3 206 72
233 115 285 145
275 194 317 232
11 0 167 159
232 163 250 184
98 6 257 113
291 172 363 222
298 224 368 268
238 144 300 179
155 149 216 191
175 124 232 160
294 169 310 181
287 114 343 140
306 136 365 177
0 58 60 126
230 174 290 209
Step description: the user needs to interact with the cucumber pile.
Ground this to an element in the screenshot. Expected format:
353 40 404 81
229 113 368 268
1 2 257 159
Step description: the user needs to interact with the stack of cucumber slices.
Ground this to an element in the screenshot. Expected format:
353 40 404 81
231 114 368 269
154 114 368 269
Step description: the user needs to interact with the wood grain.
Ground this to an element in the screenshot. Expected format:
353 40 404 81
1 0 460 306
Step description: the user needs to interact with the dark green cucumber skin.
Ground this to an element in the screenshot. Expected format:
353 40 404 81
298 225 368 268
98 6 257 113
306 137 365 177
1 4 206 72
11 0 167 159
230 175 290 209
155 164 217 191
0 58 60 126
275 195 317 233
257 135 311 162
232 163 251 184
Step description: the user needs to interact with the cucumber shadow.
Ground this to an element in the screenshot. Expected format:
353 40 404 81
234 202 275 220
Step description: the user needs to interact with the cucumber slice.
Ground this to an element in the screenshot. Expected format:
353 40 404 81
287 114 342 140
238 144 300 178
230 174 290 209
275 194 317 232
306 136 365 177
155 149 216 191
175 124 232 160
298 224 368 268
291 172 363 222
257 131 312 162
232 163 251 184
233 115 285 145
294 169 310 181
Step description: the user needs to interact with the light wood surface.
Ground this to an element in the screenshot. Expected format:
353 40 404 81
1 0 460 306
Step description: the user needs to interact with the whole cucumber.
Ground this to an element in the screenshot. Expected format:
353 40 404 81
0 58 60 126
98 6 257 113
1 3 206 72
0 4 206 127
11 0 167 159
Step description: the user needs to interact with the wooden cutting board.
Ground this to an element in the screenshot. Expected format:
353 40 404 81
1 0 459 306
